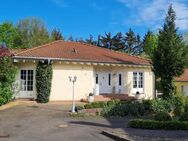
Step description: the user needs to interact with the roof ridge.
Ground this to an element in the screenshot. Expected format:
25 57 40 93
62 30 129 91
14 40 63 56
77 42 149 61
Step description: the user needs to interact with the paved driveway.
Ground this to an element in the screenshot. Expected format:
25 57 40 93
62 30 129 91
0 102 117 141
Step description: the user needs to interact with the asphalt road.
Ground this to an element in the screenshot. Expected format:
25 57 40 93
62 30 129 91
0 103 115 141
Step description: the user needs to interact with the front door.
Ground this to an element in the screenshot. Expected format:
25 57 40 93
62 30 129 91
98 72 112 94
17 69 36 99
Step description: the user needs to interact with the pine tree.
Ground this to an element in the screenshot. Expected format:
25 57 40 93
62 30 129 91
152 5 187 99
51 28 63 41
142 30 158 57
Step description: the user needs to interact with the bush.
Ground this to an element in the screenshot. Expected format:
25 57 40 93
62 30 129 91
179 112 188 121
84 101 106 109
142 99 153 113
36 61 53 103
171 94 186 116
75 105 85 111
128 119 188 130
154 112 172 121
151 99 172 113
0 57 17 106
101 101 146 117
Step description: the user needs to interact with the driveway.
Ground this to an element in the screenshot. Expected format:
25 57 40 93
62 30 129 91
0 102 116 141
1 102 188 141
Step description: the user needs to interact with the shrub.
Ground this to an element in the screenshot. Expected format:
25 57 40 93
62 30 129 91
84 101 106 109
101 101 146 117
179 112 188 121
151 99 172 113
0 57 17 106
154 112 172 121
128 119 188 130
75 105 85 111
36 61 53 103
172 94 186 116
142 99 153 113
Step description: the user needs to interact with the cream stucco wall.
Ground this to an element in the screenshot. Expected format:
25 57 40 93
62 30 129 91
14 61 154 101
50 63 94 101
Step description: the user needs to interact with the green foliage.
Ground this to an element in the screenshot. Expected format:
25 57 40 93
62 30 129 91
154 112 172 121
84 101 106 109
0 22 21 48
128 119 188 130
36 61 53 103
142 99 154 113
0 57 17 105
17 17 50 48
179 112 188 121
171 94 186 116
152 5 188 98
51 28 63 41
75 105 85 111
101 101 145 117
151 99 173 113
142 30 158 57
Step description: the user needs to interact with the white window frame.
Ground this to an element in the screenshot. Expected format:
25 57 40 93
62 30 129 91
132 72 144 93
20 69 34 92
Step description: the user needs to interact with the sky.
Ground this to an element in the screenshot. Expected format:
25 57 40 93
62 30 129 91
0 0 188 39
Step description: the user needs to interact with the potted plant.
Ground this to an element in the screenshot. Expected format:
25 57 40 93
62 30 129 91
88 93 94 103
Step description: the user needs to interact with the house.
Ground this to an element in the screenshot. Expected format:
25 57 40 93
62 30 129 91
10 40 155 101
176 69 188 96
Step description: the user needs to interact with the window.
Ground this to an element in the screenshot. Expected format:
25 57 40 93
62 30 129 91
96 74 98 84
20 70 34 91
108 74 111 86
119 74 122 86
133 72 143 88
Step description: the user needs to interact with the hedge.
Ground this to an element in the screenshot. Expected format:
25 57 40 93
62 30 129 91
36 61 53 103
128 119 188 130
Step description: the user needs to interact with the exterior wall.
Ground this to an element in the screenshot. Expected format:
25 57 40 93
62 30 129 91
14 61 154 101
176 82 188 96
50 63 94 101
14 62 37 99
127 68 154 99
94 66 155 99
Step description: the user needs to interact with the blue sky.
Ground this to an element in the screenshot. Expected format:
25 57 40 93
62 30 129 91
0 0 188 39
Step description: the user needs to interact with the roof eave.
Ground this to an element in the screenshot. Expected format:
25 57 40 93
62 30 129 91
12 56 152 67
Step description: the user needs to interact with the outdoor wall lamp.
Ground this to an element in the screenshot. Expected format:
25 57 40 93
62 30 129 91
69 76 77 113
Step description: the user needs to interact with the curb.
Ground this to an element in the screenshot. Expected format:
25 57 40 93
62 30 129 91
101 131 130 141
0 101 18 111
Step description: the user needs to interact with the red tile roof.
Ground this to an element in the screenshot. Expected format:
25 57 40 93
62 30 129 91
13 40 150 66
176 69 188 82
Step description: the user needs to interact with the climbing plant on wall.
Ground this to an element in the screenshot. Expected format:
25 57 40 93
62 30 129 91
36 61 53 103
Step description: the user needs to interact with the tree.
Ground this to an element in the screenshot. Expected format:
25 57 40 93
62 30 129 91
100 32 125 50
124 28 142 55
17 17 50 48
0 22 21 48
67 35 74 42
152 5 187 99
85 34 97 45
51 28 63 41
142 30 158 57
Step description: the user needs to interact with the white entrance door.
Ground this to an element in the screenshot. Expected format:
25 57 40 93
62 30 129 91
97 72 112 94
18 69 36 99
132 72 144 94
116 73 124 94
183 86 188 96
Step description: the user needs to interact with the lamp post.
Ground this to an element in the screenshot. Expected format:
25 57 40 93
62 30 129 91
69 76 77 113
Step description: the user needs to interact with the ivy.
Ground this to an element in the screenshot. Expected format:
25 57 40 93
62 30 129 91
36 61 53 103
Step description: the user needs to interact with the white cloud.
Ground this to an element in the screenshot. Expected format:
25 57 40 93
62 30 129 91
118 0 188 31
